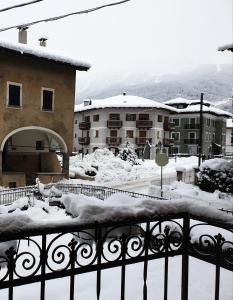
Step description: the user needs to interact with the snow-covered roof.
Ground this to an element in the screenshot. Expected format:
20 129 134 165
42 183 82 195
174 104 233 118
75 95 177 112
0 40 91 71
218 44 233 52
226 118 233 128
164 98 213 106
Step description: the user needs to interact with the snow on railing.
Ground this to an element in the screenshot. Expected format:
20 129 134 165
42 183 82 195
0 213 232 300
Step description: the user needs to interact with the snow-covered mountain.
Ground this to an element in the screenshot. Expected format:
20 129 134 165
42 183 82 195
77 64 232 111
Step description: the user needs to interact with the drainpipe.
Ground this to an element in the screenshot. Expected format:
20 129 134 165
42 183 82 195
62 153 70 179
198 93 204 167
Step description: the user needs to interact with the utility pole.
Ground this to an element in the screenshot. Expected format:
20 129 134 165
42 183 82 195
198 93 204 167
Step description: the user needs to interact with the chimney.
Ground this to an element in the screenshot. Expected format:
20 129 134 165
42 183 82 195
18 26 28 44
39 37 48 47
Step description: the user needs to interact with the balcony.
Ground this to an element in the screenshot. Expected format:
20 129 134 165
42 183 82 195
164 121 175 131
184 139 199 144
107 120 123 128
136 120 153 128
106 137 122 145
184 123 200 129
163 138 175 146
78 137 90 145
79 121 91 130
135 137 152 145
0 183 232 300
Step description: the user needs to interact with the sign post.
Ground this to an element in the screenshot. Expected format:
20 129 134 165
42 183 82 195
155 150 169 197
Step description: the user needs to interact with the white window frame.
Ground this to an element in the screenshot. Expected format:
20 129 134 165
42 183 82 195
41 87 55 112
7 81 22 108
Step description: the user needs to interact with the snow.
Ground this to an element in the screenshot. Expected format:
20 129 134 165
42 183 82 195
0 181 232 299
0 40 91 70
74 95 231 117
164 97 213 106
200 158 233 171
226 118 233 128
68 149 198 185
176 104 233 117
218 43 233 51
74 95 176 112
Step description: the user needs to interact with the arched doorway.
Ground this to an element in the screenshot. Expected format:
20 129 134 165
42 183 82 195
1 126 68 186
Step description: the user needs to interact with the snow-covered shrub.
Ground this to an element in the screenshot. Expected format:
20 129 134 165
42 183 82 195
197 158 233 193
118 147 140 166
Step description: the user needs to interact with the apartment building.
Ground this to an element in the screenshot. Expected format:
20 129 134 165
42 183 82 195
0 32 90 187
164 98 232 156
225 119 233 155
74 95 175 157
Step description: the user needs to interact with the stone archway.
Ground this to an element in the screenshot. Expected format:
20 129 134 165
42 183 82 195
0 126 69 187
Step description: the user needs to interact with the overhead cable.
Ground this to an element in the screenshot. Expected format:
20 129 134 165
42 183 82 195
0 0 131 32
0 0 44 13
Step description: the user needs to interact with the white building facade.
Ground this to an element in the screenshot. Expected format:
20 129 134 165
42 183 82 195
74 95 175 157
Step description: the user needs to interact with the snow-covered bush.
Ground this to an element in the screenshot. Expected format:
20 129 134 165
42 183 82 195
118 146 140 166
197 158 233 193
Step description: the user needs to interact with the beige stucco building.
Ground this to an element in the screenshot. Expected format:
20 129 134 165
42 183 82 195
0 38 90 187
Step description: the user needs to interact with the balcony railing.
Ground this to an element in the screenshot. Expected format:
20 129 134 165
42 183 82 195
184 139 199 144
79 121 91 130
106 137 122 145
164 122 175 131
107 120 123 128
163 138 175 145
78 137 90 145
135 137 152 145
0 210 232 300
136 120 153 128
184 124 200 129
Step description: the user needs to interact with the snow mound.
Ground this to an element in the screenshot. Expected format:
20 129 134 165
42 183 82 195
200 158 233 171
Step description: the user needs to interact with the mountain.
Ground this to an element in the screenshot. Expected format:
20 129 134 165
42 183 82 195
77 64 232 111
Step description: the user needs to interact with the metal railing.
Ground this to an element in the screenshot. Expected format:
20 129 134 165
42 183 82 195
0 213 232 300
0 183 166 205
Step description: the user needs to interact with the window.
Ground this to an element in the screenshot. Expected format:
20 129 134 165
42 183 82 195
74 133 77 138
139 114 149 120
93 115 99 122
126 130 134 138
158 115 163 122
42 88 54 111
95 130 99 138
126 114 136 121
188 132 196 140
36 140 45 150
7 82 22 107
171 118 180 127
206 118 211 126
109 114 120 120
74 120 77 124
171 132 180 141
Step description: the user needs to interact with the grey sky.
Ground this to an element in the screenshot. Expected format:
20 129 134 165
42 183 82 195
0 0 232 96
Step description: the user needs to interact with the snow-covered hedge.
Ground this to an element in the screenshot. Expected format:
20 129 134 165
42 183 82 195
197 158 233 193
118 147 140 166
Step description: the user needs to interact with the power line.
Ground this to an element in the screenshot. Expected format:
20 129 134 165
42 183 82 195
0 0 131 32
0 0 44 13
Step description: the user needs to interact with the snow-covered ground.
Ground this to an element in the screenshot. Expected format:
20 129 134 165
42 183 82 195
68 149 198 186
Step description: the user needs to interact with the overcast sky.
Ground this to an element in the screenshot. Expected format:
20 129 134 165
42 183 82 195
0 0 232 96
